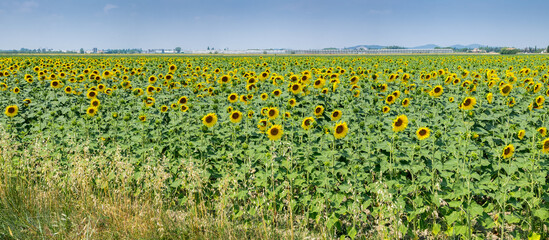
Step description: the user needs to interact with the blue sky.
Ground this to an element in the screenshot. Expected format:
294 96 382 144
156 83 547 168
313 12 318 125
1 0 548 50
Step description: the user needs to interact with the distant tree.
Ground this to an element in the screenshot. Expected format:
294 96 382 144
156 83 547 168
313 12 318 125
79 48 84 54
500 48 520 55
546 45 549 53
175 47 181 53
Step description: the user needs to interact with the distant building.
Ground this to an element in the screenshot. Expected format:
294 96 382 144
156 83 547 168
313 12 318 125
92 48 98 53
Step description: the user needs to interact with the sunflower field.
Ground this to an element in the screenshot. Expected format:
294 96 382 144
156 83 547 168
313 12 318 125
1 55 549 239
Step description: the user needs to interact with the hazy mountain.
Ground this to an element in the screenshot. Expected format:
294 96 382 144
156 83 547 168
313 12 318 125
410 44 439 49
345 45 386 50
449 44 484 49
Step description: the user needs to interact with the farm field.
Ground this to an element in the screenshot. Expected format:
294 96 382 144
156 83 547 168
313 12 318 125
1 55 549 239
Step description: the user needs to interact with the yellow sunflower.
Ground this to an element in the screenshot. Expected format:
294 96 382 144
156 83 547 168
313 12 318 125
227 93 238 103
518 130 525 140
392 115 409 132
429 85 443 97
402 98 410 107
542 138 549 154
267 125 283 141
272 89 282 97
486 93 493 104
180 104 189 112
86 106 97 117
257 119 269 132
267 107 279 120
538 127 547 136
331 110 342 121
382 106 390 113
460 97 476 110
502 144 514 159
500 84 512 96
288 98 297 107
333 121 349 139
416 127 430 140
247 110 254 119
302 117 315 130
178 96 189 105
261 93 268 100
144 96 155 107
314 105 324 117
230 110 243 123
4 105 18 117
202 113 218 128
90 99 101 108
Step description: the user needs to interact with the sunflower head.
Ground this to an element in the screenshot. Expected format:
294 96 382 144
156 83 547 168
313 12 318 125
333 121 349 139
429 85 443 97
267 107 279 120
139 115 147 122
86 106 97 117
247 110 254 119
392 115 409 132
500 84 512 96
402 98 410 107
331 110 342 121
267 125 283 141
261 93 268 100
4 105 18 117
272 89 282 97
518 130 525 140
502 144 514 159
314 105 324 116
382 106 390 114
301 117 315 131
202 113 218 128
288 98 297 107
230 110 243 123
416 127 430 140
90 99 100 108
460 97 476 110
180 104 189 112
228 93 238 103
542 138 549 154
160 105 168 113
538 127 547 136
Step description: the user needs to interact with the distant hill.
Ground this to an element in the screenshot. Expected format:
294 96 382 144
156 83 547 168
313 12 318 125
449 44 484 49
410 44 439 49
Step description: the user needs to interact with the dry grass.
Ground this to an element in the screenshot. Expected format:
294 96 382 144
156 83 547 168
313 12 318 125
0 130 322 240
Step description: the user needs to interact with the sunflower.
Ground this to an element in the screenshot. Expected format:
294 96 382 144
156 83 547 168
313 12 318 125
240 95 248 104
538 127 547 136
518 130 525 140
416 127 430 140
86 106 97 117
257 119 269 132
486 93 493 104
353 89 360 97
321 88 329 94
4 105 18 117
230 110 243 123
23 99 31 106
333 121 349 139
139 115 147 122
314 105 324 116
392 115 409 132
169 64 177 72
402 98 410 107
272 89 282 97
331 110 342 121
202 113 218 128
429 85 443 97
542 138 549 154
178 96 188 105
267 125 283 141
302 117 315 130
90 99 100 108
227 93 238 103
12 87 20 94
267 107 279 120
507 97 516 107
500 84 512 96
148 75 157 84
64 86 73 94
50 80 63 89
290 83 302 94
159 105 168 113
502 144 514 159
288 98 297 107
146 85 156 95
284 112 291 119
536 95 545 106
144 97 155 107
180 104 189 112
382 106 390 113
386 95 396 105
247 110 254 119
460 97 476 110
313 78 325 89
260 93 268 100
170 103 178 109
87 90 98 99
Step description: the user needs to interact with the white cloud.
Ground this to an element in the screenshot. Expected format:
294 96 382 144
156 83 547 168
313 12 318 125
104 4 118 13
